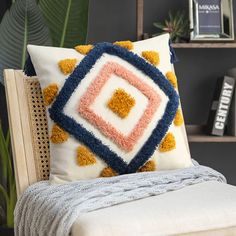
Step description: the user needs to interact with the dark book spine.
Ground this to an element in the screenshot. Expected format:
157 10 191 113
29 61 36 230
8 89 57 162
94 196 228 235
226 69 236 136
207 76 235 136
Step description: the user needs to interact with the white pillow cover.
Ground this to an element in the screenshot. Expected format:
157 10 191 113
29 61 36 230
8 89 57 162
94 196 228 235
27 34 192 183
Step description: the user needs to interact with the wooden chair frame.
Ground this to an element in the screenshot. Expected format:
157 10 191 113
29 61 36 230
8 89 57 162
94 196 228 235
3 1 145 197
4 68 190 198
4 70 50 197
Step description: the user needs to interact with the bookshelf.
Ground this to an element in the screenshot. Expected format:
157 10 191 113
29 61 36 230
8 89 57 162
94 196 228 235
135 0 236 144
186 125 236 142
173 43 236 143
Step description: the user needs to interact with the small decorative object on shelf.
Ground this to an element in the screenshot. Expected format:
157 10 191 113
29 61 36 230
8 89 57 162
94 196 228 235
153 11 191 43
207 76 235 136
226 68 236 136
189 0 234 41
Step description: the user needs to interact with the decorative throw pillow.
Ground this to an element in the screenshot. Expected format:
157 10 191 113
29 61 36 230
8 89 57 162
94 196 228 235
27 34 192 183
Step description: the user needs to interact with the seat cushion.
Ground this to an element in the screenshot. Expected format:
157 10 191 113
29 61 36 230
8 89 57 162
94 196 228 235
71 181 236 236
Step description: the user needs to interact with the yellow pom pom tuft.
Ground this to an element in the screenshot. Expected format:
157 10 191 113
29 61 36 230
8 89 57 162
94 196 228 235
159 132 176 152
50 124 69 144
58 58 77 75
142 51 160 66
166 71 178 89
100 167 117 177
174 109 184 126
43 83 59 106
107 88 135 119
74 45 94 55
114 40 133 50
77 146 97 166
138 160 156 172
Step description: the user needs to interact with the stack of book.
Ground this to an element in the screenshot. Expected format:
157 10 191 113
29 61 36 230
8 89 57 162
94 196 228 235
207 69 236 136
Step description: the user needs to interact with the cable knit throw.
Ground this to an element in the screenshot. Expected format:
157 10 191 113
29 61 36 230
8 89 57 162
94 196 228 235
14 164 226 236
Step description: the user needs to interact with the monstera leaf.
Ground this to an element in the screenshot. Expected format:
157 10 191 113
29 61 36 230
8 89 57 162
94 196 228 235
0 0 51 84
39 0 89 47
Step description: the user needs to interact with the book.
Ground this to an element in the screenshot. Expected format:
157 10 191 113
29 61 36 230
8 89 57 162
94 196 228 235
207 76 235 136
226 68 236 136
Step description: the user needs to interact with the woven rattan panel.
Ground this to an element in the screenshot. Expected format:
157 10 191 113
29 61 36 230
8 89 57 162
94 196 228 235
25 78 50 180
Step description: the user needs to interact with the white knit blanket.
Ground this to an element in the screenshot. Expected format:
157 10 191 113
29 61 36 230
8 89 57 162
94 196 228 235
14 165 226 236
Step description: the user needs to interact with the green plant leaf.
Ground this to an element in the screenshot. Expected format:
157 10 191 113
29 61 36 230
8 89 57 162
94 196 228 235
0 124 14 196
0 124 16 227
0 0 52 84
6 181 16 227
0 184 9 207
6 130 10 149
39 0 90 48
168 11 173 23
153 9 190 43
0 124 8 186
0 205 6 225
153 22 166 30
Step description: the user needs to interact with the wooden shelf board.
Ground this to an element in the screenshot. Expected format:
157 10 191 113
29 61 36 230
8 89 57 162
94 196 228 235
172 42 236 48
187 134 236 142
186 125 236 142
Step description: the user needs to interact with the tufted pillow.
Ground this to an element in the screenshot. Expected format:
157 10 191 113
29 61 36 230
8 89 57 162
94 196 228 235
27 34 192 183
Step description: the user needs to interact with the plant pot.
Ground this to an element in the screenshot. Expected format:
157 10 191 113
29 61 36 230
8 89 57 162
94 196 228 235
0 226 14 236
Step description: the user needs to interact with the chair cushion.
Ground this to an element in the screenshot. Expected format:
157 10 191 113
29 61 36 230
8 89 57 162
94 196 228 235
71 181 236 236
27 34 192 183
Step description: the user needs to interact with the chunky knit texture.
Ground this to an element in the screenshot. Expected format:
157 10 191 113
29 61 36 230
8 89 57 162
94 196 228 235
14 163 225 236
49 42 179 174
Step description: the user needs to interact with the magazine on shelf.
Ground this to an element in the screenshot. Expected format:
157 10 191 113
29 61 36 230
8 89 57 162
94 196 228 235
207 76 235 136
226 68 236 136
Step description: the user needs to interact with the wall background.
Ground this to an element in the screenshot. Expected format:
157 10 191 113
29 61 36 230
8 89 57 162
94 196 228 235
0 0 11 134
1 0 236 184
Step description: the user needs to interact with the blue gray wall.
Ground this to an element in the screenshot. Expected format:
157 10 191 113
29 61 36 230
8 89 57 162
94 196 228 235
87 0 236 185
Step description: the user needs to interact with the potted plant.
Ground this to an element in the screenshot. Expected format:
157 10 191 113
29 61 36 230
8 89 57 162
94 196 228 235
153 10 192 43
0 121 16 236
0 0 90 233
0 0 90 84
